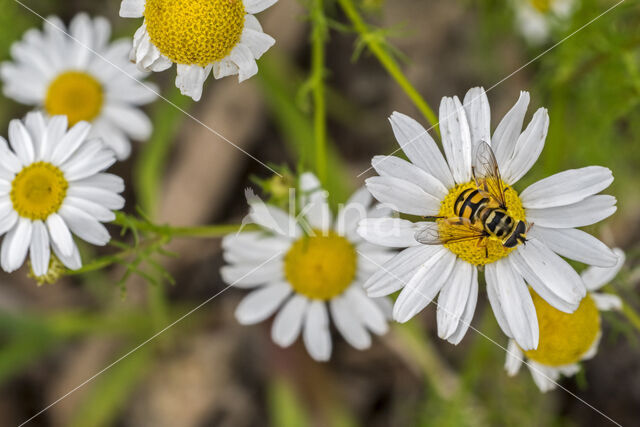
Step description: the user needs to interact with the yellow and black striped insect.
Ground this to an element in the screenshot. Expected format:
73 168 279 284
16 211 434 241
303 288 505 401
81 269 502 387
415 141 528 254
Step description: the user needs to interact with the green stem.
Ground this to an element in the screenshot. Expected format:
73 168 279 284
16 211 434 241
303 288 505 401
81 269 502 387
114 213 256 238
621 301 640 332
311 0 328 184
337 0 439 131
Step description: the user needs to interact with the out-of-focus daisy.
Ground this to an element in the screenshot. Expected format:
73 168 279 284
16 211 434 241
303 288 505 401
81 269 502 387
505 249 624 392
358 87 617 350
0 13 157 160
0 112 124 276
120 0 277 101
513 0 575 44
221 173 394 361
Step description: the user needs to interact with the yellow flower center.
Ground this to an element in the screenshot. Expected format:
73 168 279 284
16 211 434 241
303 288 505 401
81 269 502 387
284 231 357 301
438 181 526 266
525 291 600 366
531 0 551 13
45 71 104 126
11 162 68 220
144 0 246 66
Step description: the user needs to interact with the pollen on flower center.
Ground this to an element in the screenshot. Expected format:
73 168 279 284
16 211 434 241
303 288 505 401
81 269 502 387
144 0 246 66
438 181 526 266
45 71 104 125
284 231 357 300
525 291 600 366
11 162 68 221
531 0 552 13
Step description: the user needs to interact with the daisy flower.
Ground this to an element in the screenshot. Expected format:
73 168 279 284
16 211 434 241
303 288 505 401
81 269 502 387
513 0 575 44
0 112 124 276
505 249 624 392
0 13 157 160
358 87 617 350
221 173 394 361
120 0 277 101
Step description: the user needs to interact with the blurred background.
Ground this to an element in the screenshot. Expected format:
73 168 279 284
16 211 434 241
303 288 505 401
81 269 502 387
0 0 639 425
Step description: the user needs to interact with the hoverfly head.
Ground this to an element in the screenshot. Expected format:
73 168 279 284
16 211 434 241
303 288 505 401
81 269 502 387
503 220 527 248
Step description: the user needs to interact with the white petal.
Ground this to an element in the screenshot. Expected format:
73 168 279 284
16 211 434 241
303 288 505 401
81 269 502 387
485 258 539 350
344 286 389 335
69 13 93 68
462 87 491 149
220 257 283 288
330 295 371 350
439 96 472 184
46 213 74 257
58 204 111 246
529 227 617 268
492 91 530 169
271 294 308 348
510 239 586 313
1 218 32 272
51 238 81 270
0 209 18 236
29 220 50 277
0 136 23 173
248 198 301 238
389 112 455 188
436 259 477 344
61 141 117 181
591 292 622 311
528 362 559 392
446 270 478 345
44 116 68 159
8 119 35 164
222 232 290 264
520 166 614 209
24 112 47 159
303 301 332 361
240 26 275 59
228 44 258 82
525 195 616 228
234 282 291 324
244 0 278 14
357 218 420 248
176 64 211 102
504 340 524 376
393 249 456 323
335 186 371 238
303 190 331 233
120 0 145 17
365 176 441 216
72 173 124 194
371 155 448 200
581 248 625 291
364 245 441 297
502 108 548 185
50 121 92 166
64 197 116 222
102 104 152 141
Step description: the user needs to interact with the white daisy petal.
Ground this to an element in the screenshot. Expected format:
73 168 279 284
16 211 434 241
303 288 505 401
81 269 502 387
120 0 146 17
24 112 47 158
244 0 278 14
365 176 441 216
439 96 472 184
371 155 448 200
248 200 301 238
228 43 258 82
330 295 371 350
510 238 585 313
485 258 539 350
222 232 290 264
389 112 455 189
50 121 92 166
52 237 82 270
61 141 117 181
504 340 524 376
462 87 491 149
393 248 456 323
241 27 275 59
502 108 548 185
29 220 50 277
175 64 212 102
529 227 617 268
0 210 18 236
303 301 332 361
520 166 614 209
102 104 153 141
335 186 372 238
528 362 559 393
446 270 478 345
525 195 617 228
357 218 420 248
0 136 23 173
64 197 116 222
8 119 35 164
364 245 441 297
344 286 389 335
271 294 308 348
492 91 530 168
220 257 284 288
436 259 477 344
46 213 74 257
1 218 32 272
58 204 111 246
581 248 625 291
591 292 623 311
234 282 292 324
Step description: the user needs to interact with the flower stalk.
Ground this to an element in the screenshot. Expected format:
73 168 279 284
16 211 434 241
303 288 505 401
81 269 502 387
311 0 329 185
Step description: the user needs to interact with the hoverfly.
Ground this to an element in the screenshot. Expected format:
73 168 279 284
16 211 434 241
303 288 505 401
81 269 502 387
415 141 528 256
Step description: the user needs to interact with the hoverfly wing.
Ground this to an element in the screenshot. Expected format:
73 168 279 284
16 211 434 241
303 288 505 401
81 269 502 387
472 141 507 209
415 218 487 245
